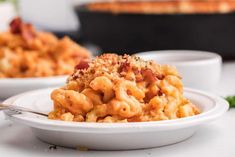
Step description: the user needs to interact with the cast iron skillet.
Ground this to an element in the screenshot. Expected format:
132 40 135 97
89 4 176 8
74 5 235 60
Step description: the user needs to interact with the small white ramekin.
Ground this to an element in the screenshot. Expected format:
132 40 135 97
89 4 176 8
135 50 222 91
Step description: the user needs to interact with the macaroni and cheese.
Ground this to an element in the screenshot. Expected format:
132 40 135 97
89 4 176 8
49 54 200 122
0 17 91 78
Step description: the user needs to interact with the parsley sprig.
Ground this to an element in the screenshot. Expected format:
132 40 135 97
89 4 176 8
225 96 235 108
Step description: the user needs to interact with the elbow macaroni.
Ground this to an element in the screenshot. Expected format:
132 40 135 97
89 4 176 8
49 54 200 122
0 18 90 78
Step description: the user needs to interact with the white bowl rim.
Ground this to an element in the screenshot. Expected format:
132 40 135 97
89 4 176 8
134 50 222 66
3 87 229 133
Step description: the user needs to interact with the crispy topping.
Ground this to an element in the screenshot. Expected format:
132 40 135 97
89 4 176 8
69 54 171 90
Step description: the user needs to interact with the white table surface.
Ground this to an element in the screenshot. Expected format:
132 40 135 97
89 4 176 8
0 62 235 157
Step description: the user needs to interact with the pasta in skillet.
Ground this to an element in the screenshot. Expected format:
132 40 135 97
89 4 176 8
49 54 200 122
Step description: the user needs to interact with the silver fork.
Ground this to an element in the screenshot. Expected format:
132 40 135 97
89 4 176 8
0 103 48 116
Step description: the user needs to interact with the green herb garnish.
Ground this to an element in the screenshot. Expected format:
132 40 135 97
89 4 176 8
225 96 235 108
0 0 16 3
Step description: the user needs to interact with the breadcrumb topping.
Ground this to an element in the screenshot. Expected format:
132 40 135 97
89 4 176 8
68 54 177 89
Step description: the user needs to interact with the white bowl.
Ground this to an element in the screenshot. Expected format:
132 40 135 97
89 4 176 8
0 76 67 99
135 50 222 91
3 88 228 150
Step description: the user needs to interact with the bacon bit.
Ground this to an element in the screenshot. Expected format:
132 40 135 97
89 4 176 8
20 65 28 72
75 60 89 70
72 74 79 80
9 17 36 41
90 69 95 74
158 89 163 96
141 69 157 82
21 24 36 41
10 17 22 34
127 90 132 95
156 74 165 80
79 71 84 75
141 69 165 83
119 61 131 73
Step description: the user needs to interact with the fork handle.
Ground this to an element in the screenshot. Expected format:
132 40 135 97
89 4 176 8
0 103 48 116
0 103 11 110
0 103 29 111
